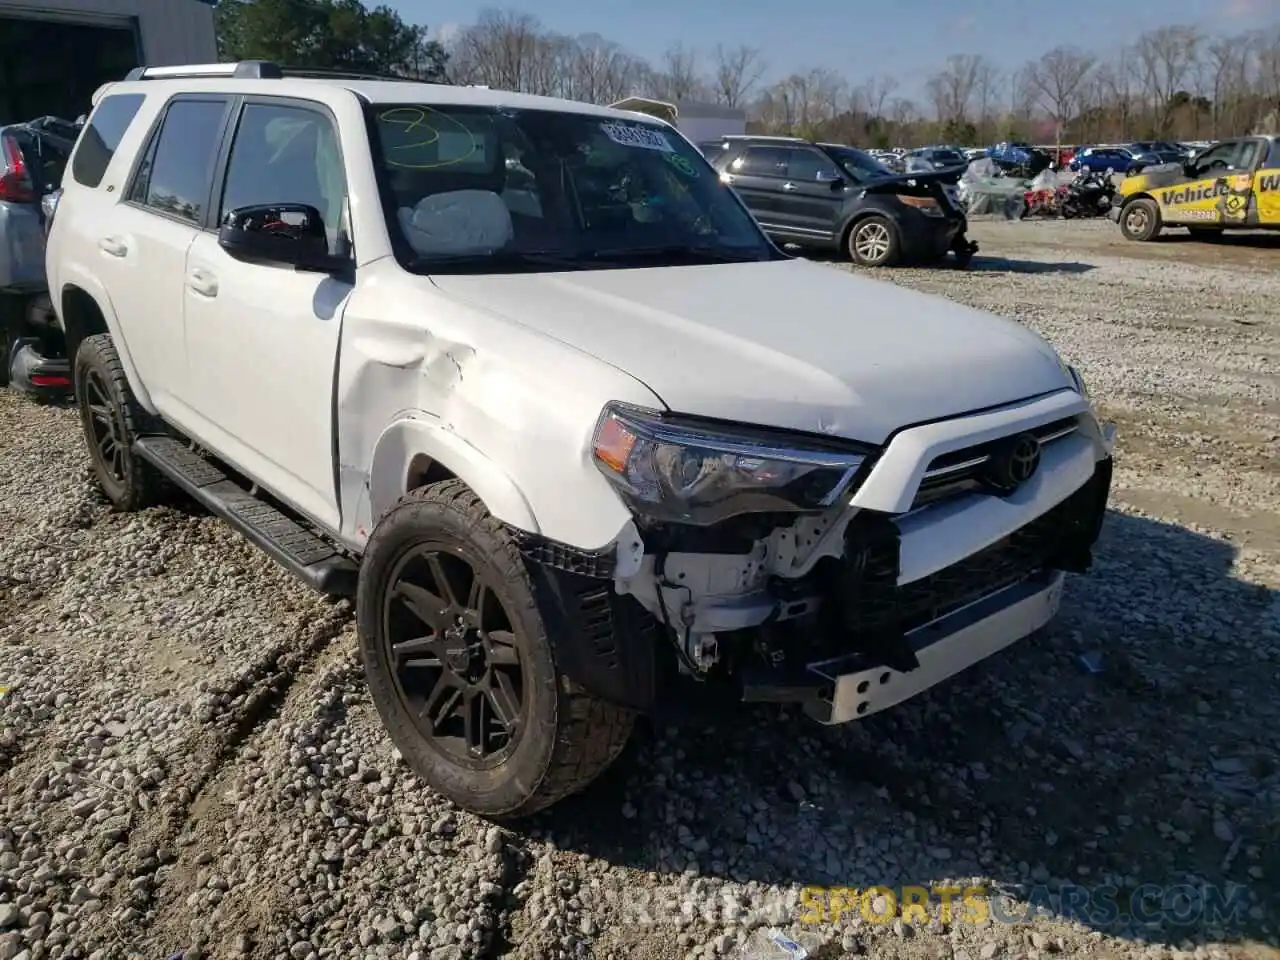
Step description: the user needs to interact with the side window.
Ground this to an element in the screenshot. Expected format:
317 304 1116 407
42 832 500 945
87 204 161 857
1268 139 1280 169
1190 142 1240 178
732 146 790 178
1237 140 1261 170
71 93 146 189
787 149 841 182
129 98 228 224
219 102 348 252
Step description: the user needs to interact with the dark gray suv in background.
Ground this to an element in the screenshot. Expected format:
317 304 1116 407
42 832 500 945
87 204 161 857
702 134 977 268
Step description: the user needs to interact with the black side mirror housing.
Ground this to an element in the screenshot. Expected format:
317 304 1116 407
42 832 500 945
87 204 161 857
829 176 846 190
218 203 347 273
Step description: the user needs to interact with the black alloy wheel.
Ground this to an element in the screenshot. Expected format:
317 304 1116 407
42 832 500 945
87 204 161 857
382 542 525 766
83 367 127 484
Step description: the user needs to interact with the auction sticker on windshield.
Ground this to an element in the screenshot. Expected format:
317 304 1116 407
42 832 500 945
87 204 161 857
601 121 673 152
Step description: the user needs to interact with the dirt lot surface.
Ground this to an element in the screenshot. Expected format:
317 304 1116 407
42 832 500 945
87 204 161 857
1 219 1277 960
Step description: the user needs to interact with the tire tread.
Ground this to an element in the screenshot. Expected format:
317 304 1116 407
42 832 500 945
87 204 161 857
75 333 163 511
373 479 634 819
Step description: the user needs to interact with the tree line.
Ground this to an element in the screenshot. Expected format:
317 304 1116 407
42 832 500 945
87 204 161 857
216 1 1280 148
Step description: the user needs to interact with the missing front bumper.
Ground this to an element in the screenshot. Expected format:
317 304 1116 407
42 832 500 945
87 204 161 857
742 455 1113 720
805 569 1064 724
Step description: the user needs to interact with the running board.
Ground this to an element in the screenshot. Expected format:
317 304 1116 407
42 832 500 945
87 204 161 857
133 435 358 597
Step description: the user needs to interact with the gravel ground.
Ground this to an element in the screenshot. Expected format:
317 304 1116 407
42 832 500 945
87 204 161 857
1 219 1277 960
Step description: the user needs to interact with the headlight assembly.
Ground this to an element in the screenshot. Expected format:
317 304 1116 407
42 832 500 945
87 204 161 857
591 403 873 525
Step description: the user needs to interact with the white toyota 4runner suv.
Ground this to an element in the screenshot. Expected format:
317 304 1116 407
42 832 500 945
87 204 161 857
46 61 1115 820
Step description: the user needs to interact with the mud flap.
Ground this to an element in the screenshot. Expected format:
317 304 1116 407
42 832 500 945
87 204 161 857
524 560 657 712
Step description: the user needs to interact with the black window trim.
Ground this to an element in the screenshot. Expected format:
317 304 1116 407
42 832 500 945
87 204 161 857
122 93 236 230
207 93 355 260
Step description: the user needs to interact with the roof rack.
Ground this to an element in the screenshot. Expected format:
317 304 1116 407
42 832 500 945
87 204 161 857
123 60 425 83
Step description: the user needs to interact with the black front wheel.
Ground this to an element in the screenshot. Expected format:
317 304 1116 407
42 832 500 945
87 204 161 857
357 480 634 820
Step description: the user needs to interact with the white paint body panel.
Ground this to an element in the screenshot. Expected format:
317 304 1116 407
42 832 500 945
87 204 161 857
47 73 1115 724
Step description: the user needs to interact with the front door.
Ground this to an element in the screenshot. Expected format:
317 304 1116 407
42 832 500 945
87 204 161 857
1156 140 1246 227
182 97 352 532
1255 140 1280 225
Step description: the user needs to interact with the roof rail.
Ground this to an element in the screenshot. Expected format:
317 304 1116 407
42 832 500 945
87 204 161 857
122 60 427 83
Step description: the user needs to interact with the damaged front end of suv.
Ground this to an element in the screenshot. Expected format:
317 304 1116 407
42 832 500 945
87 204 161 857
577 387 1114 725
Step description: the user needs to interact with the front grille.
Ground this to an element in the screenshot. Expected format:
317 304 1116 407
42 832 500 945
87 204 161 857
837 466 1107 638
912 415 1080 509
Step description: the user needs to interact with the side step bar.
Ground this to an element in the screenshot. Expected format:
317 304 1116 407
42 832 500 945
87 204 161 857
133 436 358 597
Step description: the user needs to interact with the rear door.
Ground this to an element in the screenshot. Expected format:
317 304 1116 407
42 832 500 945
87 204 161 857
91 95 233 412
720 144 791 231
776 146 845 240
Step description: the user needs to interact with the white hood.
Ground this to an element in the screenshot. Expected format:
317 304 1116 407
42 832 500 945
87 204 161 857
428 257 1071 445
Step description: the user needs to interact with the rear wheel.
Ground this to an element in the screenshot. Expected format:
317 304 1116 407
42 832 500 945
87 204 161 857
847 215 899 267
358 480 635 820
73 334 162 511
1119 198 1162 242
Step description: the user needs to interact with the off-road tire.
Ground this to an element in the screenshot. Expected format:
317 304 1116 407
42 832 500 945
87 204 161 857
357 479 635 820
1119 198 1162 242
847 215 900 267
73 333 162 511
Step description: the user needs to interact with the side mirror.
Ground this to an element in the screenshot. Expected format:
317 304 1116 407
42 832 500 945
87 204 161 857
828 176 846 190
217 203 345 273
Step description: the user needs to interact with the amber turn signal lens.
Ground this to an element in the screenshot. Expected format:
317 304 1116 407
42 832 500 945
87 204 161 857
593 416 637 473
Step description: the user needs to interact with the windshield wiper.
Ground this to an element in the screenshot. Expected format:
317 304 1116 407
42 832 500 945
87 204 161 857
406 249 582 273
584 243 764 265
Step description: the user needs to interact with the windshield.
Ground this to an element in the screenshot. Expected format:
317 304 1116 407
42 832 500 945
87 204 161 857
822 145 892 181
365 103 775 270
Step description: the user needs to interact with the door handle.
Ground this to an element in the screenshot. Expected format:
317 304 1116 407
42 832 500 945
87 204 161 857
781 182 797 191
186 269 218 298
98 236 127 257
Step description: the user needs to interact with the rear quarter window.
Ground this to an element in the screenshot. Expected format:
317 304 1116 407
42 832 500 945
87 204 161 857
72 92 147 189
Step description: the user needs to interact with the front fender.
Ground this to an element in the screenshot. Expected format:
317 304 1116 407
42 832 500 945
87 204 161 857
365 415 539 538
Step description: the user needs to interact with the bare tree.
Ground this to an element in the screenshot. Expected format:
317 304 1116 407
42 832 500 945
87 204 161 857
925 54 986 127
712 44 766 108
1204 35 1252 137
1134 25 1203 135
1094 56 1137 142
649 42 705 102
1024 46 1096 149
564 33 648 104
449 8 545 91
859 74 898 120
974 60 1001 143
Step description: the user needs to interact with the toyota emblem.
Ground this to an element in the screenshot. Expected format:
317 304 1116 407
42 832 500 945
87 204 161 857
985 433 1042 492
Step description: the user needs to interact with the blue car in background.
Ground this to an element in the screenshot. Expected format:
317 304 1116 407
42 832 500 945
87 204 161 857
1070 143 1185 175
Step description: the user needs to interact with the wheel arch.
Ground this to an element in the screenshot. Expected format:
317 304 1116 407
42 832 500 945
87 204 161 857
58 275 155 410
367 416 540 538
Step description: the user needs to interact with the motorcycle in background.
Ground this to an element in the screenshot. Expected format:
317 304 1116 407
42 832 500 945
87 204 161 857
1061 168 1117 219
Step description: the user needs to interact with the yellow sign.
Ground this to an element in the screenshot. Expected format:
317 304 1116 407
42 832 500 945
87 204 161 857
800 886 991 925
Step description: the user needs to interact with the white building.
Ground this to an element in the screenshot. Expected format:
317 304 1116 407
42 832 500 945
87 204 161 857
0 0 218 122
